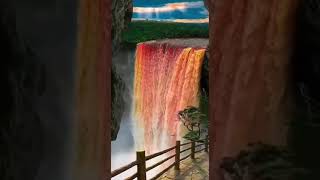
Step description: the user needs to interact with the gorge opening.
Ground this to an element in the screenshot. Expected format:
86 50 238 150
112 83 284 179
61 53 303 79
111 0 209 179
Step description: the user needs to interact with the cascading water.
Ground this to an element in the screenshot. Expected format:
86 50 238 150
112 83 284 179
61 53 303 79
132 39 208 154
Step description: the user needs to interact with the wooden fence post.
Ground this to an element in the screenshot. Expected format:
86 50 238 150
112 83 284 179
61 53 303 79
205 135 209 152
136 151 146 180
191 141 195 159
175 141 180 170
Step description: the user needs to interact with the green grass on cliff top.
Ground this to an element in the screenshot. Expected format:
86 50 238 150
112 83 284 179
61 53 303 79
122 20 209 46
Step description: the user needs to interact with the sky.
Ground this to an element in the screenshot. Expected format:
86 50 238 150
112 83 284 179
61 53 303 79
132 0 209 23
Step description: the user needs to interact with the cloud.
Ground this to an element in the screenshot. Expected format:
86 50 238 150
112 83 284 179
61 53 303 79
200 9 209 15
133 1 205 14
132 17 209 24
173 17 209 23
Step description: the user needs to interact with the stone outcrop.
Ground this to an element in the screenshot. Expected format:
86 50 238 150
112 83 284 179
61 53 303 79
210 0 298 179
1 1 45 180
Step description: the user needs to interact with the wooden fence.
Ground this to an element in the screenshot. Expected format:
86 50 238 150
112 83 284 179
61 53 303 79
111 137 209 180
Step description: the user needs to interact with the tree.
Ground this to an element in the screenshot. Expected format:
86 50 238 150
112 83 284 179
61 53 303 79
178 106 207 141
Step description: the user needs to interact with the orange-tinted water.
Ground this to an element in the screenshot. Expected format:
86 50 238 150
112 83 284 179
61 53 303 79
133 41 206 154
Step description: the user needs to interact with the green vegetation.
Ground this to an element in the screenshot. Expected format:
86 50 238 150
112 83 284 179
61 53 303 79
178 88 208 141
178 106 208 141
121 20 209 46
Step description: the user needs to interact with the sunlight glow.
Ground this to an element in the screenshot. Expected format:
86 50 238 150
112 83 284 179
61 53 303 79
172 17 209 23
132 17 209 23
133 1 204 13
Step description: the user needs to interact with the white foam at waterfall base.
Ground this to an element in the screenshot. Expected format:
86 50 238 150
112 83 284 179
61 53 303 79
112 108 180 179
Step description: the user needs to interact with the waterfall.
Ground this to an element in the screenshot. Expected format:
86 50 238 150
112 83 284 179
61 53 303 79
132 39 207 154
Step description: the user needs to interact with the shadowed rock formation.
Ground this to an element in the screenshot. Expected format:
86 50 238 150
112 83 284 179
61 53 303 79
1 1 45 179
0 0 132 179
291 0 320 178
293 0 320 101
4 0 78 180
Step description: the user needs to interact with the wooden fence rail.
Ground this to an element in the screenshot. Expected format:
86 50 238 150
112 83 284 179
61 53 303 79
111 137 209 180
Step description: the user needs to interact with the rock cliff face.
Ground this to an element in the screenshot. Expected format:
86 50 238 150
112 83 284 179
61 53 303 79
0 0 132 179
111 0 132 140
1 2 45 180
112 0 133 54
8 0 78 180
210 0 298 179
291 0 320 177
293 0 320 102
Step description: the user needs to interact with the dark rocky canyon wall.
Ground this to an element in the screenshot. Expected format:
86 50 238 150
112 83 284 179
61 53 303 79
291 0 320 177
1 0 77 180
1 0 131 179
1 2 44 180
209 0 298 179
